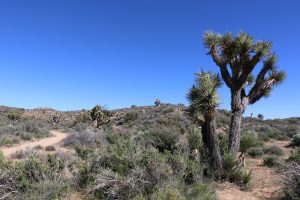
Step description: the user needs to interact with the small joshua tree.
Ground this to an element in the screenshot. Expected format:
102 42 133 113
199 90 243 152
203 31 286 155
187 71 223 171
257 114 264 120
90 105 110 128
154 99 161 107
7 111 21 123
52 113 62 124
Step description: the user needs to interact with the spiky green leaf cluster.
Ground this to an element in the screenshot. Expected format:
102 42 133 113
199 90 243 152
203 31 287 104
203 31 273 62
187 71 222 116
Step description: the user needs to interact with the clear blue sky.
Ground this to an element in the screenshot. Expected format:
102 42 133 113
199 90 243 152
0 0 299 119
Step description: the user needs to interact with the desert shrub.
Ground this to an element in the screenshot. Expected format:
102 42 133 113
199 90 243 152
222 153 252 186
219 134 229 155
256 126 281 141
263 145 284 156
13 120 51 141
75 145 94 160
183 159 203 184
248 148 264 158
291 134 300 147
280 162 300 200
72 112 92 126
223 153 240 180
0 151 4 166
0 137 19 146
285 125 299 138
19 132 34 140
0 155 68 199
241 170 253 187
63 128 106 148
187 126 202 151
123 111 139 123
33 145 44 150
185 183 215 200
145 126 180 153
287 148 300 163
11 148 38 159
164 152 203 184
45 145 56 151
240 131 258 154
88 168 148 199
161 106 175 115
151 185 185 200
216 113 231 127
263 156 279 167
20 178 71 200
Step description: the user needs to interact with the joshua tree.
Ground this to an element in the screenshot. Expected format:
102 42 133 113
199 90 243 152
203 31 286 155
90 105 110 128
257 114 264 120
154 99 161 107
6 111 21 123
187 71 223 171
52 113 62 124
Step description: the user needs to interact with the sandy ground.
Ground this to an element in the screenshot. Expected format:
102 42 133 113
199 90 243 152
0 130 68 159
216 140 292 200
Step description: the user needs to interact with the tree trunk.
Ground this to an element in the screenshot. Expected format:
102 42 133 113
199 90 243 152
202 119 223 172
229 89 246 155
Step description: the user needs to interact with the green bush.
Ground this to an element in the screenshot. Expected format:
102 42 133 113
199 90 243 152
221 153 252 186
45 145 56 151
263 145 284 156
151 187 185 200
123 111 139 123
11 148 37 159
20 178 70 200
280 162 300 200
145 126 180 153
0 150 4 167
240 131 258 154
187 126 202 151
248 148 264 158
75 145 94 160
72 112 92 126
287 148 300 163
291 134 300 147
263 156 278 167
241 170 253 187
186 183 215 200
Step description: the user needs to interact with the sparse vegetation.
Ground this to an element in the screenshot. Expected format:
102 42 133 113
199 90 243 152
0 102 297 199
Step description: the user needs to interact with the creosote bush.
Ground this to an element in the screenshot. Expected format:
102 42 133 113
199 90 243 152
263 156 279 167
291 134 300 147
263 145 284 156
0 154 70 199
248 148 264 158
280 162 300 200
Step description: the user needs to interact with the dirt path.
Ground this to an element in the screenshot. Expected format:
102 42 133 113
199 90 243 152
216 140 292 200
0 130 68 159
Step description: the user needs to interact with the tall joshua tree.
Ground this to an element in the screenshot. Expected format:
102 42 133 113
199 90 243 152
187 71 223 171
203 31 286 154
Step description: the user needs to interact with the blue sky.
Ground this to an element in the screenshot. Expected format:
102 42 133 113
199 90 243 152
0 0 299 119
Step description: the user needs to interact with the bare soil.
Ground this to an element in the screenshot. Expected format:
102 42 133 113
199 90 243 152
0 130 69 159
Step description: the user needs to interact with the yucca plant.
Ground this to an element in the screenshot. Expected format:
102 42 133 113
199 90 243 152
187 71 223 172
203 31 286 155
